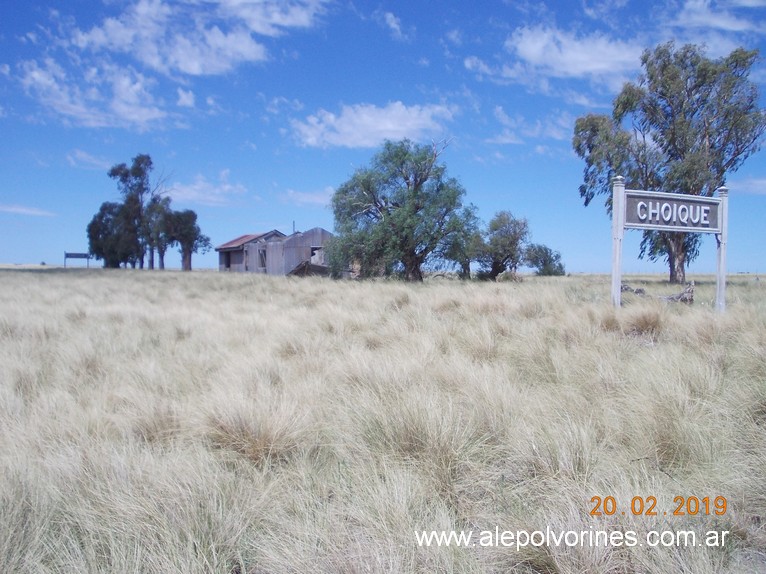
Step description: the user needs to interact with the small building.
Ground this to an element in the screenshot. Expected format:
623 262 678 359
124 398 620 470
215 227 333 275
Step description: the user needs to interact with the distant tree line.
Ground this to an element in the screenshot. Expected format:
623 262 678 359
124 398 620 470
327 139 565 281
87 154 211 270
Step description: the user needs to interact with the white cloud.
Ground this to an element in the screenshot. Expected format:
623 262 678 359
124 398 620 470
265 95 303 115
177 88 195 108
291 101 455 148
463 56 494 77
170 169 248 206
728 177 766 194
280 186 334 206
676 0 762 32
0 63 9 76
378 11 407 41
0 204 56 217
582 0 628 21
445 29 462 46
217 0 328 37
18 0 328 130
74 0 268 76
20 57 166 129
66 149 111 170
504 25 643 87
488 106 574 144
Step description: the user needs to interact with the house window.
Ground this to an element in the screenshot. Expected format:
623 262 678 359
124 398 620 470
258 249 267 269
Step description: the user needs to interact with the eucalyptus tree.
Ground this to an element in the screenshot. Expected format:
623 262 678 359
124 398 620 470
573 43 766 283
168 209 211 271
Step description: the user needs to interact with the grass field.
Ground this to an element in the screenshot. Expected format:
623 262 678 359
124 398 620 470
1 269 765 573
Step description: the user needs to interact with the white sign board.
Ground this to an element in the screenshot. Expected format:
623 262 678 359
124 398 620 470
611 178 729 312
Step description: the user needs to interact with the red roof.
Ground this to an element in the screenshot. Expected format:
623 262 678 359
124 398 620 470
215 230 285 251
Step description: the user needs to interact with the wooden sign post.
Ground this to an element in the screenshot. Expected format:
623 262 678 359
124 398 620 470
611 176 729 311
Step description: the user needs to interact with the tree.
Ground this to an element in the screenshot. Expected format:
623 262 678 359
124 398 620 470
168 209 211 271
477 211 530 280
107 153 159 269
440 214 482 279
87 202 137 268
330 139 476 281
573 43 766 283
525 244 565 276
145 195 173 270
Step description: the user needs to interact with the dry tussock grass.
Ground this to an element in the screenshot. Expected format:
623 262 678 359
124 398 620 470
1 269 765 573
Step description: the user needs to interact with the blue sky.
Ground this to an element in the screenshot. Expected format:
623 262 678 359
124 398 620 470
1 0 765 273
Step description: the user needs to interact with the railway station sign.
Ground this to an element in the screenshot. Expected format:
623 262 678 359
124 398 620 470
610 177 729 312
624 190 721 233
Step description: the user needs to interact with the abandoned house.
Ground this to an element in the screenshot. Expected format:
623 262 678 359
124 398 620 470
215 227 333 276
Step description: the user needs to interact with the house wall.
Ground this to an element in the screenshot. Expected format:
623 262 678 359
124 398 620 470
279 228 333 274
245 244 268 274
218 228 333 275
266 241 285 275
218 250 246 272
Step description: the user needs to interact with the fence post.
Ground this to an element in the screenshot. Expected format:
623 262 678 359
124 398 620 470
611 176 625 308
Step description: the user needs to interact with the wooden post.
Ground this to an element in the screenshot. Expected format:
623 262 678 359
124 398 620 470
716 186 728 313
611 176 625 308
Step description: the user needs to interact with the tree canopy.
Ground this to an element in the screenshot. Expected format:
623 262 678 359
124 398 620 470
573 42 766 283
87 153 209 271
329 139 477 281
476 211 530 280
525 244 566 276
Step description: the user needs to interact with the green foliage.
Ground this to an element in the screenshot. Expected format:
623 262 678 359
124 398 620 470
167 210 211 271
525 243 565 276
107 154 155 268
329 139 477 281
87 153 209 270
573 42 766 283
87 202 138 268
476 211 530 280
144 196 173 269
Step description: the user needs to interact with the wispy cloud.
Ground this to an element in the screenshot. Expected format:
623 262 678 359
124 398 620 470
376 11 410 41
66 149 112 170
20 57 166 130
487 106 575 144
291 101 455 148
70 0 325 76
0 204 56 217
504 25 643 89
676 0 764 32
280 186 334 207
17 0 328 129
465 24 643 94
170 169 249 206
177 88 195 108
728 177 766 194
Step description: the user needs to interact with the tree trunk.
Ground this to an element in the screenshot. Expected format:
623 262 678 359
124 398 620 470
147 247 155 270
402 254 423 281
182 249 192 271
158 248 166 270
489 260 505 281
667 233 686 284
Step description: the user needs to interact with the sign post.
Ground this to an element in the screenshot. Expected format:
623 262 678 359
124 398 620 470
611 176 625 308
611 177 728 311
715 187 729 313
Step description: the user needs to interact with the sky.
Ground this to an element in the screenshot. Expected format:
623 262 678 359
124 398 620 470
1 0 766 274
